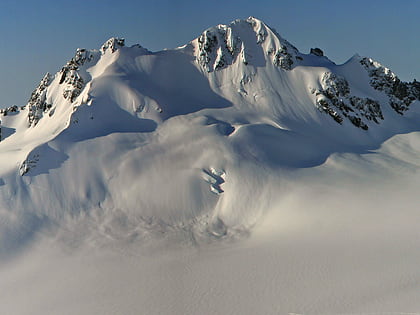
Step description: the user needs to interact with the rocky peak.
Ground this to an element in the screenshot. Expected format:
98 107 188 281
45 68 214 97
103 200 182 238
57 47 94 104
73 48 94 66
196 24 240 72
194 17 302 72
247 17 301 69
100 37 125 54
22 37 126 128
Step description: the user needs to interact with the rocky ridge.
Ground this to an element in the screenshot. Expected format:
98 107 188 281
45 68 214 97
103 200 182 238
360 57 420 114
193 17 419 131
195 17 302 72
22 38 126 127
311 71 384 130
0 18 418 136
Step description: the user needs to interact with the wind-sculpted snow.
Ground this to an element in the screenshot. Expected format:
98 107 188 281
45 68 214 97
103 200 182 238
1 16 420 315
0 18 420 253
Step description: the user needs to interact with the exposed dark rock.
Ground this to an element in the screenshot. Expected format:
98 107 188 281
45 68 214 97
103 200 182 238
312 71 384 130
197 30 220 72
410 79 420 99
321 72 350 98
58 47 93 103
27 73 52 126
315 96 344 124
62 70 84 102
348 115 368 130
273 46 294 70
196 27 240 72
310 48 324 57
349 96 383 123
196 19 301 72
100 37 125 54
360 57 419 114
1 105 19 116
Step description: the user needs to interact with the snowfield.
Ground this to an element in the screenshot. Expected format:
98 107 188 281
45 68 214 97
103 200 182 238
0 17 419 314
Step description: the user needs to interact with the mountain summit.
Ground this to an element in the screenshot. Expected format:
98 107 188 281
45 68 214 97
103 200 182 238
2 17 420 315
193 17 302 71
0 17 419 247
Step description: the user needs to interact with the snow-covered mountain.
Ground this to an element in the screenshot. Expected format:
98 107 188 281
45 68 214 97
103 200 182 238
1 17 420 245
1 17 420 314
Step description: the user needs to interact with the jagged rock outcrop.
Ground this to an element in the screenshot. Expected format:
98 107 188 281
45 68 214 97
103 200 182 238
312 72 349 125
195 17 302 72
0 105 19 116
58 38 124 102
310 48 324 57
348 96 383 124
62 71 84 102
27 73 52 126
58 38 124 104
73 48 94 66
312 71 384 130
100 37 125 54
58 48 95 103
22 37 125 128
196 25 240 72
271 46 295 70
360 57 420 114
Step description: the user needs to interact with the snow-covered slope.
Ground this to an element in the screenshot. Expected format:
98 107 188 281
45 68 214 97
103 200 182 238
0 17 420 314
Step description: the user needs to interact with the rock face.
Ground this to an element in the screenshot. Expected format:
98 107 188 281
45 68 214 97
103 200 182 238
310 48 324 57
360 57 420 114
100 37 125 54
0 105 20 116
195 17 302 72
21 37 126 127
196 26 239 72
272 45 295 70
58 38 124 105
27 73 52 126
311 71 384 130
58 48 93 103
306 55 419 130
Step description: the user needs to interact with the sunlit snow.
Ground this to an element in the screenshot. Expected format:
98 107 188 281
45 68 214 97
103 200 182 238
0 17 419 314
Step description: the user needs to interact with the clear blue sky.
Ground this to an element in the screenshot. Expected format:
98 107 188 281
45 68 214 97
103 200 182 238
0 0 418 107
